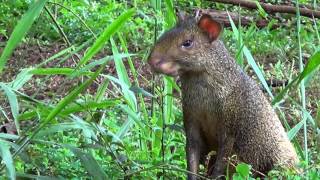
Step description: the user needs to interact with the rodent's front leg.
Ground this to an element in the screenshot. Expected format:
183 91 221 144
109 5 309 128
184 119 203 180
210 130 234 179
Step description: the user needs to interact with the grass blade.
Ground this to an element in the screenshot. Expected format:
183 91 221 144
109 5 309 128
164 0 176 28
0 0 47 73
272 51 320 105
287 117 306 140
30 68 86 75
0 83 20 134
30 54 133 76
60 100 120 116
297 51 320 85
227 12 273 98
110 38 131 86
0 140 15 179
76 8 135 68
106 75 137 111
9 68 33 90
16 173 60 180
67 146 108 180
295 0 308 164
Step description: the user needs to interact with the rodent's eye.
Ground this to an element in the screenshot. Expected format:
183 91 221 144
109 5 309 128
181 39 193 48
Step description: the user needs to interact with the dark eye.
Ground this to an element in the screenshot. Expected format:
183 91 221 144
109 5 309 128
181 39 193 48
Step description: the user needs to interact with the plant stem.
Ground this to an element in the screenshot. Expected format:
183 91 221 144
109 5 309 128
296 0 308 166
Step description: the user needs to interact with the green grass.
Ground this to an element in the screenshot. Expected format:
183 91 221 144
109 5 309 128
0 0 319 179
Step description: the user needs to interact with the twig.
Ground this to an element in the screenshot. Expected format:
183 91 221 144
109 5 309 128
225 157 266 177
44 6 71 46
44 5 82 62
200 9 277 28
266 79 288 87
47 1 97 39
124 163 210 179
211 0 320 18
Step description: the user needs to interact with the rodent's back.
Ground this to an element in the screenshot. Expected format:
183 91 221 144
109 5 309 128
180 53 299 172
225 76 298 171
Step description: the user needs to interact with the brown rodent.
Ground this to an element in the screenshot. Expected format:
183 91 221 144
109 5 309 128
148 13 299 179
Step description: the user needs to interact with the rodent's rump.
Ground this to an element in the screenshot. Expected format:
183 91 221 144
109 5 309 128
148 13 299 179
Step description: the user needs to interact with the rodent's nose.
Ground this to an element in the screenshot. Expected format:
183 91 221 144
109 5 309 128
148 54 164 69
148 54 179 76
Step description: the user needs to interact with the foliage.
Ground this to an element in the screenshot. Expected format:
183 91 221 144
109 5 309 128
0 0 28 38
233 163 253 180
0 0 319 179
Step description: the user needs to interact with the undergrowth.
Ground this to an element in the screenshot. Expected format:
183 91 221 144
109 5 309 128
0 0 319 179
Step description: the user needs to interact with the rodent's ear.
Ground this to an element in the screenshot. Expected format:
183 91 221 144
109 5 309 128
198 14 222 42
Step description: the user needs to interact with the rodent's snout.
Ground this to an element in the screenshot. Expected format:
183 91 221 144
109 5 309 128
147 54 179 76
148 55 163 69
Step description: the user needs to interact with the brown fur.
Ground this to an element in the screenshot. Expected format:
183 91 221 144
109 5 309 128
148 14 298 179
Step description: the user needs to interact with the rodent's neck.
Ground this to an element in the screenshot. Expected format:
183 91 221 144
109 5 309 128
205 40 242 82
208 40 237 68
180 40 244 96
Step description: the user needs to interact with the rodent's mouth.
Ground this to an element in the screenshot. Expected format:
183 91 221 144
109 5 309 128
149 59 179 76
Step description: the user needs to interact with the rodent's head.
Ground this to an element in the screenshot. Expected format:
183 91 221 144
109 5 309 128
148 13 222 76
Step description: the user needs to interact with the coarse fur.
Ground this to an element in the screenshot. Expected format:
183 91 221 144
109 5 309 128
148 14 298 179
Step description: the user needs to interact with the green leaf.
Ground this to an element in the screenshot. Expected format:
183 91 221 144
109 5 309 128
31 54 133 76
0 0 47 73
0 140 15 179
164 0 176 28
236 163 251 178
95 124 123 144
110 37 131 86
227 12 273 98
16 173 60 180
35 122 90 138
78 53 133 75
67 146 108 180
36 44 76 67
254 1 268 18
76 8 135 67
19 98 118 121
297 51 320 85
0 83 20 133
117 104 144 139
164 76 181 92
9 68 33 90
287 117 305 140
129 85 154 97
60 100 120 116
164 77 174 123
272 51 320 105
30 68 85 75
272 76 298 106
106 75 137 111
94 79 109 103
0 133 19 141
29 64 104 139
151 0 161 10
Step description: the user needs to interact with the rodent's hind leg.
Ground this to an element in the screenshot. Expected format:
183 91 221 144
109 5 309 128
209 131 235 179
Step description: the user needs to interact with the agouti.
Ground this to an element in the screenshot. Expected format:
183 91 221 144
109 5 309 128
148 13 299 179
